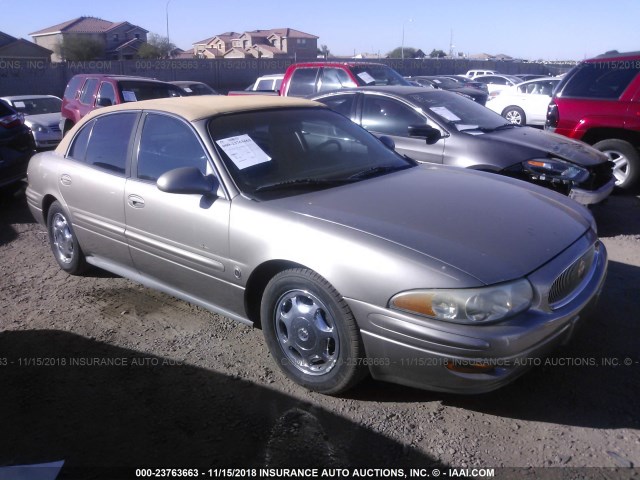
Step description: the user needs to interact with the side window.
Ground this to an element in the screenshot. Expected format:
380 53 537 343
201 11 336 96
319 94 356 118
562 64 640 99
361 96 425 136
67 119 94 161
97 82 117 106
287 68 320 96
85 113 137 174
79 78 99 105
137 114 208 183
319 68 356 92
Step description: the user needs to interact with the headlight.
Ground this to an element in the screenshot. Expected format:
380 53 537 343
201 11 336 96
29 123 48 133
389 279 533 324
523 158 589 183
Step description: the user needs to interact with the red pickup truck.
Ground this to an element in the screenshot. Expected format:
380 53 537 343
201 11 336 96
228 62 410 97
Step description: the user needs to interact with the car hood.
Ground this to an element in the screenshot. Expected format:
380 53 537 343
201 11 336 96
476 126 607 167
24 112 61 127
276 166 591 285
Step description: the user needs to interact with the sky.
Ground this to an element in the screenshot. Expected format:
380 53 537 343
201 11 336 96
2 0 638 61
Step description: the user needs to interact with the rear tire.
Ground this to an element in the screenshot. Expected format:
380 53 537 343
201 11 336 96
46 201 88 275
593 139 640 190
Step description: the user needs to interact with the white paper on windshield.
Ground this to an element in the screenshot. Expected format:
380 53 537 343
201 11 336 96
183 87 193 92
357 71 376 85
216 134 271 170
14 101 26 109
122 91 137 102
430 107 461 122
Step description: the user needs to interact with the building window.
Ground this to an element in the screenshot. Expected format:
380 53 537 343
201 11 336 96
297 39 307 45
113 34 119 41
135 33 140 39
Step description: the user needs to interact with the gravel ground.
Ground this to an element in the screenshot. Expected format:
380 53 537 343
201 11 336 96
0 189 639 479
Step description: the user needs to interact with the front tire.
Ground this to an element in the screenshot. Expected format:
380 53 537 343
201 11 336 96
261 268 367 395
47 201 87 275
502 106 526 125
592 139 639 190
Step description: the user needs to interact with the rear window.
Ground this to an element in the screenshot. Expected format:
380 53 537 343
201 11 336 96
561 61 640 99
63 76 84 100
287 68 320 96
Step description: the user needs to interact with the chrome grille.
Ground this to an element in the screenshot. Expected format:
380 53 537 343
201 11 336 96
549 245 596 308
50 125 61 132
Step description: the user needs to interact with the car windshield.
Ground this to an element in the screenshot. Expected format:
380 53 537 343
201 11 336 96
350 65 411 86
424 77 460 89
407 91 510 132
208 107 414 200
8 97 61 115
118 81 183 102
183 83 217 95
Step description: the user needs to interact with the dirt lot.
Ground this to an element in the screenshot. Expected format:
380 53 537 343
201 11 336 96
1 189 639 479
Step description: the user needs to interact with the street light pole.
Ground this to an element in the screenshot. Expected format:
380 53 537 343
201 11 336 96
401 19 412 61
165 0 171 44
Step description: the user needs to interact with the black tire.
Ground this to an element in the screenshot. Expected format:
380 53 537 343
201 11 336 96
592 139 640 190
502 106 526 125
261 268 368 395
46 201 88 275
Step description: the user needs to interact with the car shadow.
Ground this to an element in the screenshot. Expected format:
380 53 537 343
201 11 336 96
0 187 34 246
0 330 448 478
591 191 640 237
348 260 640 431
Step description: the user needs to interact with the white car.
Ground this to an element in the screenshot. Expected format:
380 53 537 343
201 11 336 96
0 95 62 149
465 69 499 79
487 77 561 126
473 74 522 96
247 74 284 92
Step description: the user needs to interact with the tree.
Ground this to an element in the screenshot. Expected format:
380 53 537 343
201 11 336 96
137 33 176 59
386 46 418 59
317 44 331 58
56 35 105 61
429 49 447 58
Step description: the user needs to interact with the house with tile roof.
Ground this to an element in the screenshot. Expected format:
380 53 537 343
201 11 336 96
193 28 318 59
0 31 53 61
30 17 149 61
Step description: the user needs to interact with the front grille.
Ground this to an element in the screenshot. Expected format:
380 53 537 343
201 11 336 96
548 245 596 308
50 125 61 133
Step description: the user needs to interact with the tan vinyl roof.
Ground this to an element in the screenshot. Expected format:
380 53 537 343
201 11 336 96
56 95 322 154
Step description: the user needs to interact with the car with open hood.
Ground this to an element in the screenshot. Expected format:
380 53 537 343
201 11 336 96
26 95 607 395
311 86 614 205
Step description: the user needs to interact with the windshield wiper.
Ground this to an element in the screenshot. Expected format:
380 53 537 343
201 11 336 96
347 164 411 180
479 123 519 132
254 178 352 193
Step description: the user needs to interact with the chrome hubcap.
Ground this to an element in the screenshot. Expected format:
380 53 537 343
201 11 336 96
602 149 629 185
504 110 522 124
51 213 74 264
274 289 339 376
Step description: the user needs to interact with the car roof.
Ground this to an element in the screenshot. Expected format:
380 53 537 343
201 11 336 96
312 85 452 97
70 74 172 83
590 51 640 61
56 95 323 152
517 76 559 84
0 94 61 101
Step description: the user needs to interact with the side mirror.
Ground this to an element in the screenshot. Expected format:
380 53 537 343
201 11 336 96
157 166 219 196
378 135 395 151
408 124 442 145
96 97 113 107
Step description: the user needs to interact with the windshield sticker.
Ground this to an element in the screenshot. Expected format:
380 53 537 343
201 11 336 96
122 91 137 102
357 72 376 85
183 87 193 92
14 101 26 109
216 134 271 170
430 107 461 122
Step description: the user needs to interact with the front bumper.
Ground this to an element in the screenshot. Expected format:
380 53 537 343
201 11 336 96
346 233 608 394
569 177 615 205
32 130 62 149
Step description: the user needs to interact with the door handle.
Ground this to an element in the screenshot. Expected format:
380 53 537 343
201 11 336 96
127 194 145 208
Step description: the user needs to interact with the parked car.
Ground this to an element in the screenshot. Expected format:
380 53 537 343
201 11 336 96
466 69 499 79
170 81 219 96
486 77 561 126
0 101 35 191
311 86 614 205
26 95 607 395
280 62 411 97
60 74 183 135
0 95 63 148
546 51 640 190
408 76 488 105
514 74 548 81
441 75 489 93
474 74 522 96
246 74 284 92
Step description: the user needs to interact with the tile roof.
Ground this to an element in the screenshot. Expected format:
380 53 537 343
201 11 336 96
30 16 147 36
